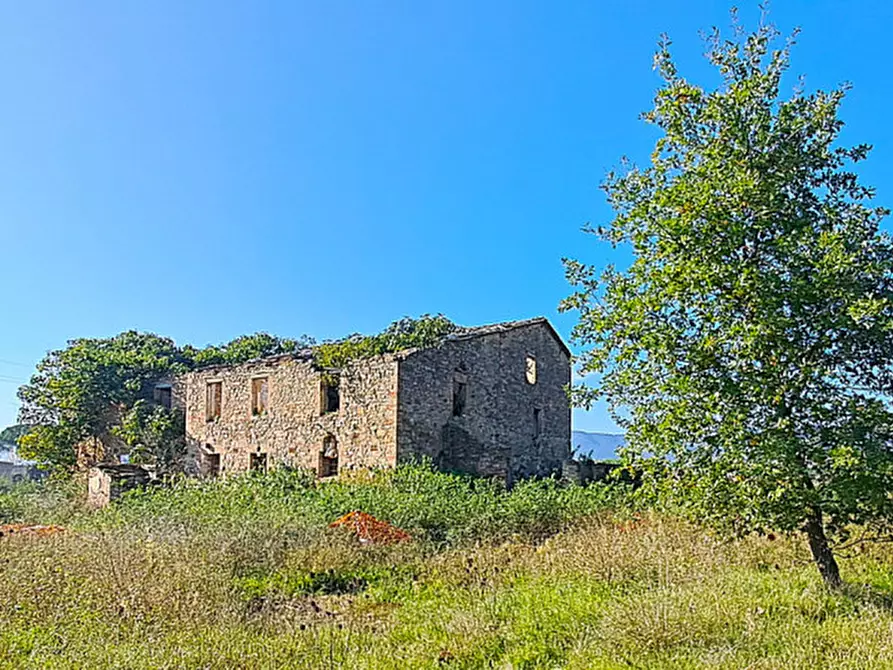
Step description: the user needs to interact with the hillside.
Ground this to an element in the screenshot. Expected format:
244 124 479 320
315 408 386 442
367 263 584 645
572 430 625 460
0 465 892 668
0 443 32 466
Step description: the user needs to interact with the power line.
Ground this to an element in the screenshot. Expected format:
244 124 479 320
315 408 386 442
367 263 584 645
0 372 25 380
0 359 30 368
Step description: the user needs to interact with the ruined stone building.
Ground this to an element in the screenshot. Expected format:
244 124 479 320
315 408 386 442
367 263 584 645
172 318 571 483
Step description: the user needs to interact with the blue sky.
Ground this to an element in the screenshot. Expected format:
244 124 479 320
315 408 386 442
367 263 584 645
1 1 891 433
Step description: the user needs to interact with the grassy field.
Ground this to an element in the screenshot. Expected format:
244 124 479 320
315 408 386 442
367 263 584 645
1 465 892 669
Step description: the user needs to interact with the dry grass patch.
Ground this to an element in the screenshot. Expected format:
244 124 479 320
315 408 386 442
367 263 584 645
1 470 893 668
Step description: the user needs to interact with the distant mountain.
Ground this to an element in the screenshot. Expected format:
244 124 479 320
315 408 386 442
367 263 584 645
0 441 34 466
572 431 625 461
0 424 28 444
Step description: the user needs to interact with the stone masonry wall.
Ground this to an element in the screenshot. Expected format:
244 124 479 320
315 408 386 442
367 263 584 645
395 322 571 483
182 354 399 476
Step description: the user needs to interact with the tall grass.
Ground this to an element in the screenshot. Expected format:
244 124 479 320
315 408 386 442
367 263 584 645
82 463 624 544
0 464 892 668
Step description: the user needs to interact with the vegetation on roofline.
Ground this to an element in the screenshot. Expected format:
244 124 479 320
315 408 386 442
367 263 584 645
13 316 456 472
312 314 456 371
5 11 893 666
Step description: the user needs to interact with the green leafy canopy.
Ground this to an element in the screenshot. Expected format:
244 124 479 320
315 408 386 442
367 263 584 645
562 13 893 586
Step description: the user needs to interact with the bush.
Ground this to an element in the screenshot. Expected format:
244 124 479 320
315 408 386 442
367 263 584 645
0 476 82 525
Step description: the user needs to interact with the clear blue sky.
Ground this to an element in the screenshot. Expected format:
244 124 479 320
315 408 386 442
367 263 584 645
1 1 891 433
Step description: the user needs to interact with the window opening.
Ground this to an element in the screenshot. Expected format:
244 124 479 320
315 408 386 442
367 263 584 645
320 435 339 477
320 374 341 414
452 376 467 417
250 452 267 473
206 381 222 421
526 355 537 385
154 385 172 409
251 377 269 416
204 451 221 478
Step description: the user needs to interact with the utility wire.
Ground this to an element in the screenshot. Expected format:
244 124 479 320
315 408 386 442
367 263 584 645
0 358 30 368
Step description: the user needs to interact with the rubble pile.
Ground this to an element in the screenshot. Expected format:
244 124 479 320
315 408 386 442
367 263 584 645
0 524 65 538
329 511 410 545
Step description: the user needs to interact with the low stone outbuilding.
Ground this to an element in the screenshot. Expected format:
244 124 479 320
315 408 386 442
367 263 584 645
175 317 572 484
86 464 152 509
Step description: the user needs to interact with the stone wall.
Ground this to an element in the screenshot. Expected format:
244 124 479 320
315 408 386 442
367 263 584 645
182 354 399 476
179 319 571 483
395 321 571 483
86 464 152 509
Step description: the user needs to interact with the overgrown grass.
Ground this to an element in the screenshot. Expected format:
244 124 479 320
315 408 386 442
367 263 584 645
76 463 624 544
1 464 892 668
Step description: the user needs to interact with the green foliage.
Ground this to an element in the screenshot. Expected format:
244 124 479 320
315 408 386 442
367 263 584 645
0 485 30 524
233 564 387 600
562 15 893 586
113 401 186 474
0 476 82 525
2 476 893 667
17 424 80 469
18 331 189 429
16 331 313 471
0 424 29 444
185 332 316 367
17 331 190 470
84 462 623 546
15 318 453 472
313 314 456 371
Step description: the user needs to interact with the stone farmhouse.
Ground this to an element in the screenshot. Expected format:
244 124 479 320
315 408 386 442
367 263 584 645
167 318 571 484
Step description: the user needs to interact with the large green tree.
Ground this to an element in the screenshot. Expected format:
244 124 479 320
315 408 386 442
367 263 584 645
17 332 192 470
17 331 313 472
562 17 893 587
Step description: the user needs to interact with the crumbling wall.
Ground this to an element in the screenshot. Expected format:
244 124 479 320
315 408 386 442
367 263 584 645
86 464 151 509
181 354 399 476
396 322 571 483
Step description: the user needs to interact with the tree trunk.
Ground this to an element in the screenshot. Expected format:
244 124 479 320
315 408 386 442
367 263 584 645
804 510 842 589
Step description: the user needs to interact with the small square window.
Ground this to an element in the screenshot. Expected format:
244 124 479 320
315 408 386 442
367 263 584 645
203 451 221 478
154 385 172 410
250 452 267 473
